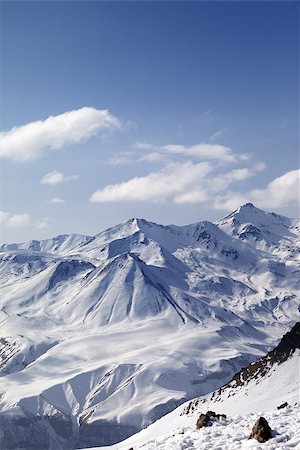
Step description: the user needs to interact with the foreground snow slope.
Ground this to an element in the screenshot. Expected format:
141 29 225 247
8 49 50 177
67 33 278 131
0 204 299 448
94 323 300 450
94 404 300 450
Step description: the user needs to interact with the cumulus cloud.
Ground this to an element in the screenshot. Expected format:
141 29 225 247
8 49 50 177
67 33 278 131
90 161 213 203
50 197 65 204
6 213 31 227
213 169 300 211
0 107 121 161
90 160 268 205
249 169 300 208
40 170 79 185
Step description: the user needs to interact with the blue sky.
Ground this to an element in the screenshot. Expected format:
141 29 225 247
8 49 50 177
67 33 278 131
0 1 299 243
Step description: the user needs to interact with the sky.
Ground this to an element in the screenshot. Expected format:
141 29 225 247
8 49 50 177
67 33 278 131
0 0 299 243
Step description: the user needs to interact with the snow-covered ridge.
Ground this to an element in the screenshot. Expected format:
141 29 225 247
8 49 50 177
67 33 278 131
0 204 299 449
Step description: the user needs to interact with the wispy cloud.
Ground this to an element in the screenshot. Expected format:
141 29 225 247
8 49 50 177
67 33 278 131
209 127 228 142
34 217 51 229
213 169 300 211
134 142 154 150
0 211 9 223
0 211 53 228
109 151 136 166
109 148 167 165
105 140 251 170
50 197 65 204
133 142 245 163
161 143 239 162
210 163 266 193
0 107 121 161
139 152 167 163
41 170 79 185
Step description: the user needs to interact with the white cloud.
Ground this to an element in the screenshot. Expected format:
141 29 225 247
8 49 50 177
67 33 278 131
40 170 79 185
109 155 134 165
6 213 31 227
213 169 300 211
90 161 213 203
209 127 228 142
139 152 167 163
133 141 245 163
249 169 300 209
0 211 53 229
0 211 8 223
90 160 267 206
108 150 166 165
109 141 247 168
161 143 239 162
34 217 50 229
210 163 266 193
0 211 31 227
41 171 64 185
50 197 65 204
0 107 121 161
134 142 155 150
174 190 208 204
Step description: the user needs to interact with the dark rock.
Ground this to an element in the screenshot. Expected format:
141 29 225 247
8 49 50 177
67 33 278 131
206 410 226 419
196 411 226 429
196 413 210 429
277 402 288 410
249 417 272 443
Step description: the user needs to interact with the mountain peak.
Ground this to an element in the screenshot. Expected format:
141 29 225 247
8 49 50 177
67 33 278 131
239 202 255 210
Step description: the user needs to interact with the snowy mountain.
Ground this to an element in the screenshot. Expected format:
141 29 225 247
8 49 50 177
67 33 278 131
0 204 299 449
94 323 300 450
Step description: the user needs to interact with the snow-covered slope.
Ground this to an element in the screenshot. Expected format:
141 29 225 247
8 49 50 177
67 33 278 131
94 323 300 450
0 204 299 449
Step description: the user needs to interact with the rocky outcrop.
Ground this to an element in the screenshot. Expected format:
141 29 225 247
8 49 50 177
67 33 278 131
196 411 226 429
249 417 272 443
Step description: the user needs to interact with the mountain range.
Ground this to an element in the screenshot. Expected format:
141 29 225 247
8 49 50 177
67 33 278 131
0 203 299 449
